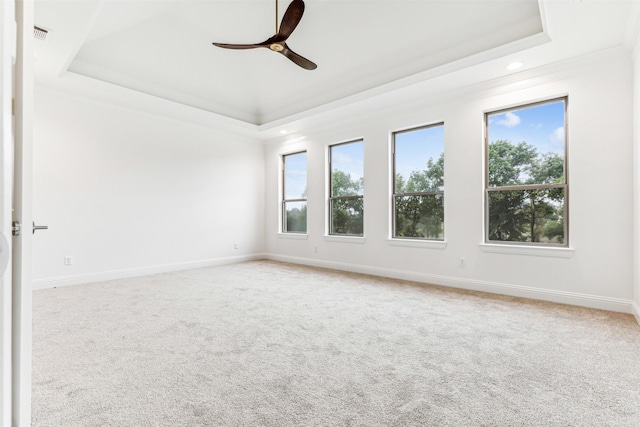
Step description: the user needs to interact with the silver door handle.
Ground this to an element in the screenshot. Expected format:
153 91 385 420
32 222 48 234
11 221 49 236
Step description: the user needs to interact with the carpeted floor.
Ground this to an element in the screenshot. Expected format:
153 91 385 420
32 260 640 426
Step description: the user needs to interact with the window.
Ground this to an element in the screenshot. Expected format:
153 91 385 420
485 97 568 245
392 123 445 240
329 140 364 236
282 151 307 233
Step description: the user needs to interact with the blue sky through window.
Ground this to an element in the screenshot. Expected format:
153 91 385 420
395 124 444 183
488 100 565 157
284 152 307 200
331 140 364 183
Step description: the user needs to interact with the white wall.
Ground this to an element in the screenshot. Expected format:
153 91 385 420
32 86 265 288
265 48 635 313
31 47 637 316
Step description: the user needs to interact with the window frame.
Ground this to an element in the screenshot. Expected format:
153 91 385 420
391 122 445 241
328 139 365 237
281 150 308 234
484 96 569 247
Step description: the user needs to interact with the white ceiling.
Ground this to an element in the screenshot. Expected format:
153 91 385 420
34 0 639 132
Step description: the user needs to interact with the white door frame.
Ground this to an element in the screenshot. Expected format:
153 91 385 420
0 0 16 425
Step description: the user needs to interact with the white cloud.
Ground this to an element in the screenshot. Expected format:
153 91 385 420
495 111 521 128
550 127 565 144
331 151 354 164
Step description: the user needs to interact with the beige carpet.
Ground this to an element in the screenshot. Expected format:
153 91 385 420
32 260 640 426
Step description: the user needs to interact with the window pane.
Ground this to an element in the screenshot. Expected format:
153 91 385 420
330 198 363 236
394 194 444 239
331 141 364 197
487 100 565 187
284 201 307 233
487 188 565 244
395 125 444 193
284 152 307 200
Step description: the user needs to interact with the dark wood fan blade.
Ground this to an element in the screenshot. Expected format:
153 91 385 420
212 1 317 70
280 44 317 70
276 0 305 41
212 43 262 50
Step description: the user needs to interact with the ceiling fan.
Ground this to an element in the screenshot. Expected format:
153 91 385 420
212 0 317 70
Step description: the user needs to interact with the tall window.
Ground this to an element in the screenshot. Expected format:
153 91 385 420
485 97 568 245
329 140 364 236
282 151 307 233
392 123 445 240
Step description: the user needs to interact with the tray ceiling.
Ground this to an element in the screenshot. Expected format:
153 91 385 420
35 0 544 126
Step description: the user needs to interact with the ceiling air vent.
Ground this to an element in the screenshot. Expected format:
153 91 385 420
34 26 49 41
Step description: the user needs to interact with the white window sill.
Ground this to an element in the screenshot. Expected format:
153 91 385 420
387 239 447 250
479 243 574 258
324 235 366 244
277 233 308 240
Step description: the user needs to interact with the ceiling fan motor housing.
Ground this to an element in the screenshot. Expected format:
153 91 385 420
270 43 284 52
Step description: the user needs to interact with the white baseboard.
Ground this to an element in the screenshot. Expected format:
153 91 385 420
266 253 636 315
32 253 265 290
633 301 640 326
33 252 640 322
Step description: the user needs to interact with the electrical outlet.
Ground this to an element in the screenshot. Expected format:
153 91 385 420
458 257 466 268
64 256 73 266
233 243 238 250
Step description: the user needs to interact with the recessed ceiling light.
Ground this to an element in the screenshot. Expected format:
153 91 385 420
280 130 288 135
506 61 524 71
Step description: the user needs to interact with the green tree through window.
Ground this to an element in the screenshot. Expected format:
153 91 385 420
329 141 364 236
282 152 307 233
393 123 445 240
486 98 567 245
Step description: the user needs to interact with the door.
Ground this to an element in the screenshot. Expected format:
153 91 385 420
12 0 33 425
1 0 16 425
1 0 33 425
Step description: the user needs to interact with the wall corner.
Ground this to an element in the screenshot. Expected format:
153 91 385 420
633 15 640 319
